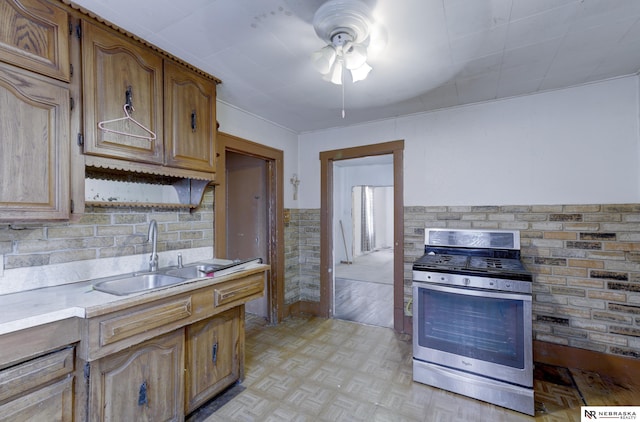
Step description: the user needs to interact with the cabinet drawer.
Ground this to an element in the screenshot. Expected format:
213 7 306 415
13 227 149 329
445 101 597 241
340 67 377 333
0 346 74 402
214 273 264 307
0 376 73 422
100 297 192 347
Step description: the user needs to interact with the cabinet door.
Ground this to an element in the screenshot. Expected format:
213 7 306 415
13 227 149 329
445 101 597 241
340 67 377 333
0 0 70 81
0 62 69 221
81 20 164 164
184 307 240 414
89 329 184 422
164 61 216 172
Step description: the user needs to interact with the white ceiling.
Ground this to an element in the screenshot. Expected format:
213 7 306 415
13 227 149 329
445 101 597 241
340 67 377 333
70 0 640 133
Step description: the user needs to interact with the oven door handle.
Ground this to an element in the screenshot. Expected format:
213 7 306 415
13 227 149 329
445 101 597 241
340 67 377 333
413 282 532 302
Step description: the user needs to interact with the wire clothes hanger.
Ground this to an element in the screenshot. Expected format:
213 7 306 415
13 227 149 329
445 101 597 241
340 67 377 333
98 103 157 141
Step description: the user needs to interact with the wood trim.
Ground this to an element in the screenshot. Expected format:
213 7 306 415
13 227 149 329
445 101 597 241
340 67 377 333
534 340 640 382
215 132 285 324
319 140 406 332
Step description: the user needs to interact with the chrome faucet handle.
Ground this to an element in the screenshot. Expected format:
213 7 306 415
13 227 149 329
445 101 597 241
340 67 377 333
177 253 183 269
149 254 158 272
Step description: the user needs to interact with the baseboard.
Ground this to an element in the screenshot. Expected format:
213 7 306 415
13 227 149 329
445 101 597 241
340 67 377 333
287 300 321 317
533 340 640 382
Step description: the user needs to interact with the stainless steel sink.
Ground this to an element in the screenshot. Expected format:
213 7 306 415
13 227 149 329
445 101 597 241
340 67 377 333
93 273 187 296
164 265 218 279
165 258 262 279
92 257 263 296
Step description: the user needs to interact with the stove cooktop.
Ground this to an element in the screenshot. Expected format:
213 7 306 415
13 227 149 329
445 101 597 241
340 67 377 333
413 253 532 282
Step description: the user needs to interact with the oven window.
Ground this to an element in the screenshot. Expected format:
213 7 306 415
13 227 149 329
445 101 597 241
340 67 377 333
416 287 525 369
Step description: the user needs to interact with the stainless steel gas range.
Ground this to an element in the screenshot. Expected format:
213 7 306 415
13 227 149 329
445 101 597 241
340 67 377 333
412 228 534 416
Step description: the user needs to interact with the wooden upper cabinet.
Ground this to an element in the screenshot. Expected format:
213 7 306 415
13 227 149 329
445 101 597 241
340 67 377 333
0 62 70 221
81 20 164 164
164 61 216 173
0 0 70 82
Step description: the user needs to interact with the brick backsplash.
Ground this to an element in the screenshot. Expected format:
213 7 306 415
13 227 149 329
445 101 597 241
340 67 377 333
404 204 640 359
0 187 214 271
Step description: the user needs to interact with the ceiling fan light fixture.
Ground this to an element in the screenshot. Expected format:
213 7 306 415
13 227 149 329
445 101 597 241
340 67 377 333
343 42 367 70
350 62 372 83
323 59 344 85
311 0 380 85
311 45 337 74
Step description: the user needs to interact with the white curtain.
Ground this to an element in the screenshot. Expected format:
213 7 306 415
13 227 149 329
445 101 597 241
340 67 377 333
360 186 375 252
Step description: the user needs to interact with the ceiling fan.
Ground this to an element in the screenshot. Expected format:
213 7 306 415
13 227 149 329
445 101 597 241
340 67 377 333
311 0 383 85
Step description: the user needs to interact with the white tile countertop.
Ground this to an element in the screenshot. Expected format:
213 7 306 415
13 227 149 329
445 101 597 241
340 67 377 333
0 251 267 336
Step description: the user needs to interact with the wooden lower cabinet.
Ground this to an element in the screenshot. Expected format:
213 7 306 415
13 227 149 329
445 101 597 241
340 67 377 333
77 269 265 420
184 307 241 414
87 329 184 422
0 347 75 422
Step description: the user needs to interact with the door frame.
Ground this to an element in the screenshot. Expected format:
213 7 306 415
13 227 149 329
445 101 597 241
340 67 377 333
319 140 407 333
215 132 285 324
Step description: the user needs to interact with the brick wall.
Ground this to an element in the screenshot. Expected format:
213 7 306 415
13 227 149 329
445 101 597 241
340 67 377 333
404 204 640 359
284 208 300 305
296 209 321 302
0 187 214 271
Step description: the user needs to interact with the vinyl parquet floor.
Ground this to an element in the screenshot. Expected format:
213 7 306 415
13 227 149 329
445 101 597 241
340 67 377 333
190 316 639 422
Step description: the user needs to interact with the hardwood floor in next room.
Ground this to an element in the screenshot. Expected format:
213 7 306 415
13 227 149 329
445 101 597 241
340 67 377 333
189 315 639 422
334 249 394 328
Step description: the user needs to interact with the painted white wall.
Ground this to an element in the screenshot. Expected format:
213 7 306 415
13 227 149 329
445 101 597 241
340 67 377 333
299 76 640 208
216 101 300 208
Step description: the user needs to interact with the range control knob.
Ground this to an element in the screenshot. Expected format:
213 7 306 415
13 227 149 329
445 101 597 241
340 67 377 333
463 278 471 286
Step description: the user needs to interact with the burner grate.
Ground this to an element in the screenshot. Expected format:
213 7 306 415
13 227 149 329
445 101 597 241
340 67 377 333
414 254 468 269
469 256 525 272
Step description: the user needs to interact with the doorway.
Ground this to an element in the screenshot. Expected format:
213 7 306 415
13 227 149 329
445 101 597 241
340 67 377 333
215 132 285 324
333 157 394 328
225 151 269 318
319 140 408 333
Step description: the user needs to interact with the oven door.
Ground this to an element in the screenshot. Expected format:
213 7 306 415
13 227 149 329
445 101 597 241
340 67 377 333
412 282 532 387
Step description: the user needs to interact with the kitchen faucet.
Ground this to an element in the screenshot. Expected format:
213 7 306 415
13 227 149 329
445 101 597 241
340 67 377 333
148 219 158 272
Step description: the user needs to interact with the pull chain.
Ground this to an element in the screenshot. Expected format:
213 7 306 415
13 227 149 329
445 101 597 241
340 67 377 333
341 69 345 118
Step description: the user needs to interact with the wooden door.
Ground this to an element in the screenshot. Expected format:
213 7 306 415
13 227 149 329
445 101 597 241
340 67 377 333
164 60 216 172
89 329 184 422
81 20 164 164
0 0 70 81
184 308 240 414
0 62 70 221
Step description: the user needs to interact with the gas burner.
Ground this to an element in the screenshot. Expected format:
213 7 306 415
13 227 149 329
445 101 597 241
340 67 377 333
469 256 526 272
414 254 468 270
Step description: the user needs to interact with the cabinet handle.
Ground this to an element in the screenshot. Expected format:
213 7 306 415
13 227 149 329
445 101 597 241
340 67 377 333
138 381 148 406
125 86 133 110
191 110 197 132
212 341 218 365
